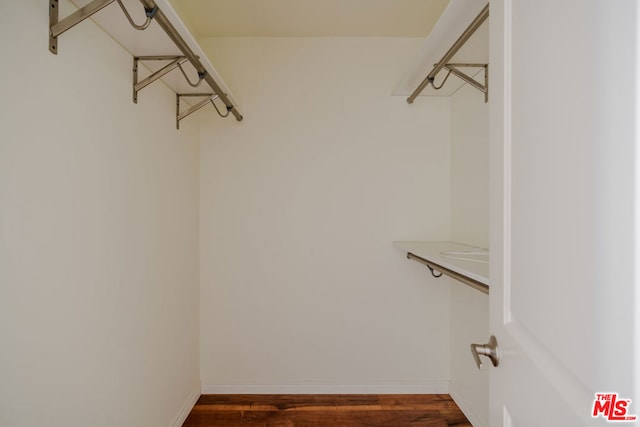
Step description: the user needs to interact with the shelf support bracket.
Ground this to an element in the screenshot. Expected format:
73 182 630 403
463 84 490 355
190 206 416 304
49 0 157 54
49 0 116 54
176 93 218 130
133 56 188 103
444 63 489 103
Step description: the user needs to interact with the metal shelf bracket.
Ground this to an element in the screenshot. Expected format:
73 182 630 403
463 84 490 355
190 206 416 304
49 0 115 54
133 56 209 103
177 93 227 129
49 0 156 54
444 63 488 102
133 56 188 103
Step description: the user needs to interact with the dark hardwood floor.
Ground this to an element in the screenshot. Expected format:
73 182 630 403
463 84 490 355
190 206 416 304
182 394 472 426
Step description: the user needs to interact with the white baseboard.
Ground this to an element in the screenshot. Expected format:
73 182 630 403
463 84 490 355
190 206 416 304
448 380 486 427
170 385 201 427
201 382 449 395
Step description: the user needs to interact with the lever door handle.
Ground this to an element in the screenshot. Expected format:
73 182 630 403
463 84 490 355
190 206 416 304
470 335 499 369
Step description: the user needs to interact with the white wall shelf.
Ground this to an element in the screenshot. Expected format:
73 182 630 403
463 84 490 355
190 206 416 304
393 0 488 99
53 0 243 125
394 241 489 294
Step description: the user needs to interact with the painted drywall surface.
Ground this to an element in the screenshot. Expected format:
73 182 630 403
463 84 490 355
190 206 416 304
449 83 489 426
0 2 200 426
198 37 452 391
450 84 489 249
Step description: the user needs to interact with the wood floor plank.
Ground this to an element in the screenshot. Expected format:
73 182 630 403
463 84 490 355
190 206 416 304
184 410 448 426
182 394 472 427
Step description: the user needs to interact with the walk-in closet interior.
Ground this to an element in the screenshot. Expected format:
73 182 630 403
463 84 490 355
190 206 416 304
2 1 493 425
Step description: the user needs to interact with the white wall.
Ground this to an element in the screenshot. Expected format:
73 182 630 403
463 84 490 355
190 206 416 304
198 37 452 392
450 85 490 249
449 83 490 426
0 2 200 426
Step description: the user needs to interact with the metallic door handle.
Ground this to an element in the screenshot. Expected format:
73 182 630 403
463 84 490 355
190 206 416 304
470 335 500 369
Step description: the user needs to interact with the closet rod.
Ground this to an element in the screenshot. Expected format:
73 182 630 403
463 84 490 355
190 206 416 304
407 3 489 104
406 252 489 295
138 0 243 121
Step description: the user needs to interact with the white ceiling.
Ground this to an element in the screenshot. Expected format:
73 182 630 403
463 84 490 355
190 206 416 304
168 0 450 38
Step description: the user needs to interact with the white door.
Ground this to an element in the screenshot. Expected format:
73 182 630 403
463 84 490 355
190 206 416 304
489 1 639 426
